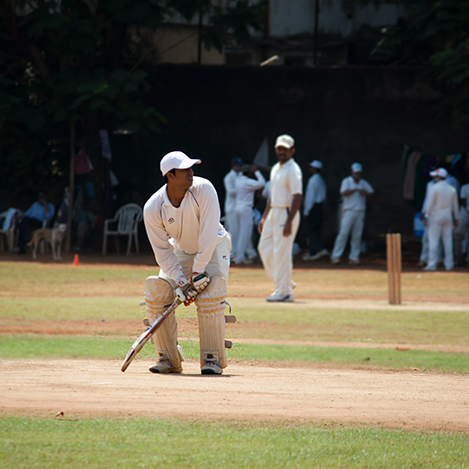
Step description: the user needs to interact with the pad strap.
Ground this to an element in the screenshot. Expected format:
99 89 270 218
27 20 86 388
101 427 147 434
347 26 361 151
195 276 227 369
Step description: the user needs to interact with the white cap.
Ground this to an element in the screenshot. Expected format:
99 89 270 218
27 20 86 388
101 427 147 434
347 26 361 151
351 163 363 173
429 167 448 178
275 134 295 149
309 160 323 169
160 151 201 176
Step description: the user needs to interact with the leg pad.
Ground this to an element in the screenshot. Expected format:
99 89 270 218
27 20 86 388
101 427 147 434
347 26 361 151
144 276 182 370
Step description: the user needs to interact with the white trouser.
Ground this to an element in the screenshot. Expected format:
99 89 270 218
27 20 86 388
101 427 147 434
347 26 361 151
419 225 444 264
258 207 299 297
331 209 365 261
419 226 429 263
427 215 454 270
235 204 254 264
454 207 469 265
157 235 231 369
224 211 238 259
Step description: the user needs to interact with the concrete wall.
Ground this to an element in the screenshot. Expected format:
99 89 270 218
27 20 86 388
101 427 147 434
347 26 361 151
269 0 405 37
110 65 468 251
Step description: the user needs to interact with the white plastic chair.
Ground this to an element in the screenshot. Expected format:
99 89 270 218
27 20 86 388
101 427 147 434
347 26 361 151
102 203 143 255
0 209 19 252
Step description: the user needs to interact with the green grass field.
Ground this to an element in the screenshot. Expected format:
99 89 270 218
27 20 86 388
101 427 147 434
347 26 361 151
0 260 468 468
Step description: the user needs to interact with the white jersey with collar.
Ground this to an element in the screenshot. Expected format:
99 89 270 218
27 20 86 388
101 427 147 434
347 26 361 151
269 158 303 208
235 170 265 207
223 169 239 213
340 176 374 211
144 176 226 281
425 179 459 220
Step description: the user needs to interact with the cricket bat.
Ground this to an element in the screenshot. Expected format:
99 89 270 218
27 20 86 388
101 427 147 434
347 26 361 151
121 297 183 372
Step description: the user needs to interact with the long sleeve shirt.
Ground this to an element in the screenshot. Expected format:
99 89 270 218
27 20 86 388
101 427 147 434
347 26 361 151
24 201 55 223
303 173 326 216
235 170 265 208
144 176 226 281
425 180 459 221
223 169 239 214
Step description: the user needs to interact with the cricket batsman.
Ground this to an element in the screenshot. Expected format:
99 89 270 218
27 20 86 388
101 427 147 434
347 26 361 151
143 151 231 375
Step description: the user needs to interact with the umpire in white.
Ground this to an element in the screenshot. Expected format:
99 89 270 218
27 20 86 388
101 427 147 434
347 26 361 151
143 151 231 375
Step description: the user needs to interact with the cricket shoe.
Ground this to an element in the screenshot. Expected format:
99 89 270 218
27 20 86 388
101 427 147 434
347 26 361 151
330 257 340 264
348 259 361 265
149 359 182 374
201 361 222 375
311 248 330 260
266 293 294 303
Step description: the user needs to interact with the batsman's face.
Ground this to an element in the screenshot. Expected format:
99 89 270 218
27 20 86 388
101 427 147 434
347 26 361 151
275 146 295 165
171 167 194 189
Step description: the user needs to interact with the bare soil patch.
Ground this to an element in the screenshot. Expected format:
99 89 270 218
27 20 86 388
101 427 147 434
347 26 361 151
1 359 468 432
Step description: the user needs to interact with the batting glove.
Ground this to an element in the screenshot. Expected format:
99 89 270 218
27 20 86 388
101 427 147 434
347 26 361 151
191 272 210 292
175 276 196 306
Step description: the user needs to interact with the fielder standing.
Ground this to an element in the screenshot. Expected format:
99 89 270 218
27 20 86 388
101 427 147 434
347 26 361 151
258 134 303 302
423 167 459 271
234 164 265 265
223 157 243 260
330 163 374 265
143 151 231 375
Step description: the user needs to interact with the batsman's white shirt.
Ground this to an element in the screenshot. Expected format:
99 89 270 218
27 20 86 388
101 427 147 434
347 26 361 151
144 176 227 281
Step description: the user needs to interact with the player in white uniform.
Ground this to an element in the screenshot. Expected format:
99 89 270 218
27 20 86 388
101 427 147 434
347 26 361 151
302 160 329 261
454 181 469 266
330 163 374 265
258 134 303 302
223 157 243 260
144 151 231 375
234 165 265 265
424 168 459 271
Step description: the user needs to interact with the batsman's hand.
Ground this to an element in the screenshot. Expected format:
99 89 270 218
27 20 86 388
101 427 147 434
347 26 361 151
175 276 196 306
191 272 210 292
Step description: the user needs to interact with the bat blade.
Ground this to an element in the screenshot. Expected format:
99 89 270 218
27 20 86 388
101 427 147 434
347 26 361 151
121 298 181 372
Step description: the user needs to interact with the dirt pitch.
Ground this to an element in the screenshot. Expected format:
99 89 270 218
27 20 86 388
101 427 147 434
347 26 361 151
1 358 468 432
1 252 468 432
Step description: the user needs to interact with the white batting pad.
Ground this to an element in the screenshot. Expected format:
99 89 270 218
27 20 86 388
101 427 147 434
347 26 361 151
144 276 182 368
195 275 227 369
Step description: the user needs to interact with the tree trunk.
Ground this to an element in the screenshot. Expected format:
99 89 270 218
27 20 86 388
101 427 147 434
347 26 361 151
65 120 76 253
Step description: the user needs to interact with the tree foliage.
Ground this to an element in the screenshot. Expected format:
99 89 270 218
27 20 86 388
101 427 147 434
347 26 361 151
0 0 265 201
375 0 469 124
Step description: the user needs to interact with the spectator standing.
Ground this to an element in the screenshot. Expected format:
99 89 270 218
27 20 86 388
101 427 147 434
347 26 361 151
424 168 459 271
302 160 329 261
330 163 374 265
258 134 303 302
